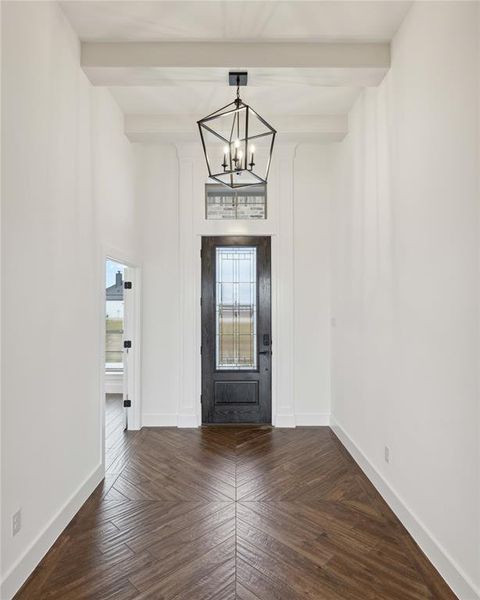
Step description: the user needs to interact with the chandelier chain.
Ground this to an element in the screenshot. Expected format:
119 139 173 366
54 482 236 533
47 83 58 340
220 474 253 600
235 75 241 104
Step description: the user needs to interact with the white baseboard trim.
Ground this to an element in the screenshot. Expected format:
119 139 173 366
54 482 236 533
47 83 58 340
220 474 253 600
177 414 199 428
0 464 104 600
330 415 480 600
274 413 330 427
142 413 330 428
142 414 199 428
142 413 178 427
274 414 296 428
295 413 330 426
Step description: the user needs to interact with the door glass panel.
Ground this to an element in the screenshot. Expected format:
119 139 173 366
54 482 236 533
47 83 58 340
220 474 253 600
216 247 257 370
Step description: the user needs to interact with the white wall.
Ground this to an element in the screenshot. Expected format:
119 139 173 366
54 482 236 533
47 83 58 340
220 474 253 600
294 145 331 423
135 142 332 427
135 144 180 425
0 3 137 597
92 88 137 260
331 2 479 598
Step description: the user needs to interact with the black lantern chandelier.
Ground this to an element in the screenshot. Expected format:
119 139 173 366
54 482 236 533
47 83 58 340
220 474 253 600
198 72 276 189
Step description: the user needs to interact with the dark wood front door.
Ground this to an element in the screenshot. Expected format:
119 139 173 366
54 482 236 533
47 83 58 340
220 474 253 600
201 236 272 424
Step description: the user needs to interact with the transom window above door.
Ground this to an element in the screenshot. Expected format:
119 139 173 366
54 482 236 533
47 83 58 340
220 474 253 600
205 184 266 220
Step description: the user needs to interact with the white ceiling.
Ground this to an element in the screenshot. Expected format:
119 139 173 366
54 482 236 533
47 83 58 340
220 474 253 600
109 84 361 115
61 1 411 43
61 1 411 122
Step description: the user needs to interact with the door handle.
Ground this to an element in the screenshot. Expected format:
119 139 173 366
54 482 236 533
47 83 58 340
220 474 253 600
259 350 272 355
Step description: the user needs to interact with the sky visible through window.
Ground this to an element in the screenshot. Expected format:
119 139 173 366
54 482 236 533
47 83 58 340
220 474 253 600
106 259 123 288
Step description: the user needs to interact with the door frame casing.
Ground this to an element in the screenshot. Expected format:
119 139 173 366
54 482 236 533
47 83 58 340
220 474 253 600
99 247 142 470
201 235 272 424
189 232 281 427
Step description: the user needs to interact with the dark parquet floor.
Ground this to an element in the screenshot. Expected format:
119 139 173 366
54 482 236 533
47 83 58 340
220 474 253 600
15 402 457 599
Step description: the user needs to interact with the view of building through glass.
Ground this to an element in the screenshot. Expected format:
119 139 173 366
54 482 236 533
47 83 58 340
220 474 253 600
206 183 266 220
105 260 125 369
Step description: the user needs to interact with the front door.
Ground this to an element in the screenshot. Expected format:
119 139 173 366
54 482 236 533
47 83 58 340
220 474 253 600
201 236 272 424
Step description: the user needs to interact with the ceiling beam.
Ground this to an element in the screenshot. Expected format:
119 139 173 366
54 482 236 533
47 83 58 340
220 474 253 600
82 42 390 69
124 114 348 143
82 42 390 87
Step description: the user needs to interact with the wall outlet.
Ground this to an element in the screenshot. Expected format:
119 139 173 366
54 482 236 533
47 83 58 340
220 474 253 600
384 446 390 464
12 509 22 537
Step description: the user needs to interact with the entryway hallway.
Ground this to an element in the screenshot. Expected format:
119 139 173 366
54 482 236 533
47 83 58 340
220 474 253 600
15 426 455 599
3 2 479 598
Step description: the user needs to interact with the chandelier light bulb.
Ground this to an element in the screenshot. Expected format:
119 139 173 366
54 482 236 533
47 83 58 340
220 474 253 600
248 144 256 170
234 139 240 149
221 145 229 171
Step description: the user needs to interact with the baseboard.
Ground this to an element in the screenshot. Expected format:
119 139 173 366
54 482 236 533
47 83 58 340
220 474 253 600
0 464 104 600
141 413 330 428
142 414 199 428
295 413 330 426
142 413 178 427
274 413 296 428
330 416 480 600
177 414 199 428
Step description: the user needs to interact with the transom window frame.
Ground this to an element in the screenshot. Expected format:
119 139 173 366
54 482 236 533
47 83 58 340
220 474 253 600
205 183 267 220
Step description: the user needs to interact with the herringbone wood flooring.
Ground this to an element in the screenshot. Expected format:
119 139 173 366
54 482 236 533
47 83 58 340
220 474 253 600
15 417 457 599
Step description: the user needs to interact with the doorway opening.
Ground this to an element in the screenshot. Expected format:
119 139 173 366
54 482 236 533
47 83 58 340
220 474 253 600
201 236 272 424
103 255 140 469
105 259 128 450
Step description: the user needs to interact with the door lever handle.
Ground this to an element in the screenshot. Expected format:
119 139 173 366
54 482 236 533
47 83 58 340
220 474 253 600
259 350 272 355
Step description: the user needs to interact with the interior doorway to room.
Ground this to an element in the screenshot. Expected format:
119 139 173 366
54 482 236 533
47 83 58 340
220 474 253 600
201 236 272 424
104 259 131 448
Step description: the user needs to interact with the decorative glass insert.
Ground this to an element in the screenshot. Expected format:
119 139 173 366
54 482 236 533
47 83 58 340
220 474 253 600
216 247 257 370
206 184 266 220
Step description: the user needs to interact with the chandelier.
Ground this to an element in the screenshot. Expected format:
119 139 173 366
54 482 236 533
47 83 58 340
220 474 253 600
198 72 276 189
